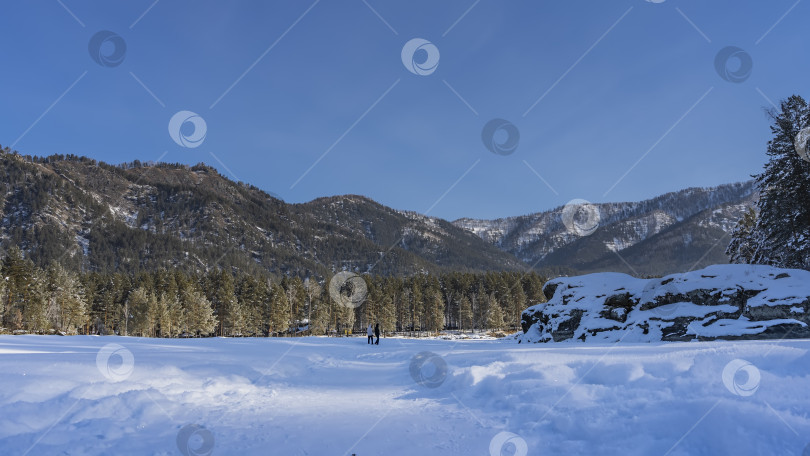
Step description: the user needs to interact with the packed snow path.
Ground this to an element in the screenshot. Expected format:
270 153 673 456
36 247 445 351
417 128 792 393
1 335 809 455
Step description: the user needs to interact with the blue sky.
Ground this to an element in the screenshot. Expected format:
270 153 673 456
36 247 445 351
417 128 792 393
1 0 808 220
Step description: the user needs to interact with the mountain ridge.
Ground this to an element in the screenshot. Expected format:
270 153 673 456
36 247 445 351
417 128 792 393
0 148 755 277
453 181 756 276
0 150 527 277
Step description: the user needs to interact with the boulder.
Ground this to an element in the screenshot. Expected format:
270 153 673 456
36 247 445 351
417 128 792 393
519 264 810 343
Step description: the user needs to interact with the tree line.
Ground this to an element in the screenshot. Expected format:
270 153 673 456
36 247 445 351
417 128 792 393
0 247 547 337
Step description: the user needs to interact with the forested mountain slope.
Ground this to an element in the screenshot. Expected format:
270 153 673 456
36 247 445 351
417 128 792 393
0 150 526 277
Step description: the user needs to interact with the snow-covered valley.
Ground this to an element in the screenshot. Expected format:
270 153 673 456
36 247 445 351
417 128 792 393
1 335 809 455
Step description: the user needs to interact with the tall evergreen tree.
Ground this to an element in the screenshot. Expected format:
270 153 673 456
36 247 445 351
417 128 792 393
2 247 35 330
509 279 527 331
726 207 759 264
730 95 810 268
129 286 157 337
182 287 217 337
158 291 183 337
458 296 472 332
268 283 288 336
425 291 445 332
485 293 504 330
45 262 87 334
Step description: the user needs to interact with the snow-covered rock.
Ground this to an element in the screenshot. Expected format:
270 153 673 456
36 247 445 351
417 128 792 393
519 264 810 343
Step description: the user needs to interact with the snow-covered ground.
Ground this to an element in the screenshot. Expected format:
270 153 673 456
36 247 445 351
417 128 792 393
1 335 809 455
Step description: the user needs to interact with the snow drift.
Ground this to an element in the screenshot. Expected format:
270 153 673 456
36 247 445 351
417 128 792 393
3 336 810 454
519 264 810 343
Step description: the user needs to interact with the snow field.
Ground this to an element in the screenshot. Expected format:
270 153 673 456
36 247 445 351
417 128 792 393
0 335 809 455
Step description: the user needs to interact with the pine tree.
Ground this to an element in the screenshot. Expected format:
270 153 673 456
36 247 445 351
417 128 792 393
409 277 424 333
281 277 305 335
2 247 36 330
485 293 504 330
425 291 444 332
45 262 87 334
268 283 288 336
379 293 396 334
303 277 322 332
182 287 217 337
458 296 472 332
26 268 48 333
129 286 157 337
726 207 759 264
510 279 527 331
208 270 240 336
158 292 183 337
237 275 268 336
310 294 331 335
731 95 810 268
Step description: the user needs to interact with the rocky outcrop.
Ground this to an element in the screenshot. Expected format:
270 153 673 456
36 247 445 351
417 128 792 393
519 264 810 343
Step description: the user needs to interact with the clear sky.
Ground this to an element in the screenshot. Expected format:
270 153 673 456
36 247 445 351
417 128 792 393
1 0 808 220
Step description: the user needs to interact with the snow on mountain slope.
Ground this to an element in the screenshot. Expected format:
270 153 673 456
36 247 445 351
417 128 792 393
454 182 756 275
1 335 809 455
0 153 526 276
520 264 810 343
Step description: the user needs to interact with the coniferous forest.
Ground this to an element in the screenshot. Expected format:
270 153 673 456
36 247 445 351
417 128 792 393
0 245 547 337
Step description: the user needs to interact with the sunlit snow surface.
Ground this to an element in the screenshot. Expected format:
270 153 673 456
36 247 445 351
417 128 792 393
1 335 809 455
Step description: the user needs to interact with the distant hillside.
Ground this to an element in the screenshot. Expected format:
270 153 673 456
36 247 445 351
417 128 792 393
0 148 756 278
454 182 756 276
0 151 527 276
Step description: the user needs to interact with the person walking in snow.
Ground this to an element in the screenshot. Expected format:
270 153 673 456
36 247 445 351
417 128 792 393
367 323 374 344
374 323 380 345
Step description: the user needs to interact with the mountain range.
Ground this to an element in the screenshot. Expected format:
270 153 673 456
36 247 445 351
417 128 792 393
454 180 756 277
0 149 755 278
